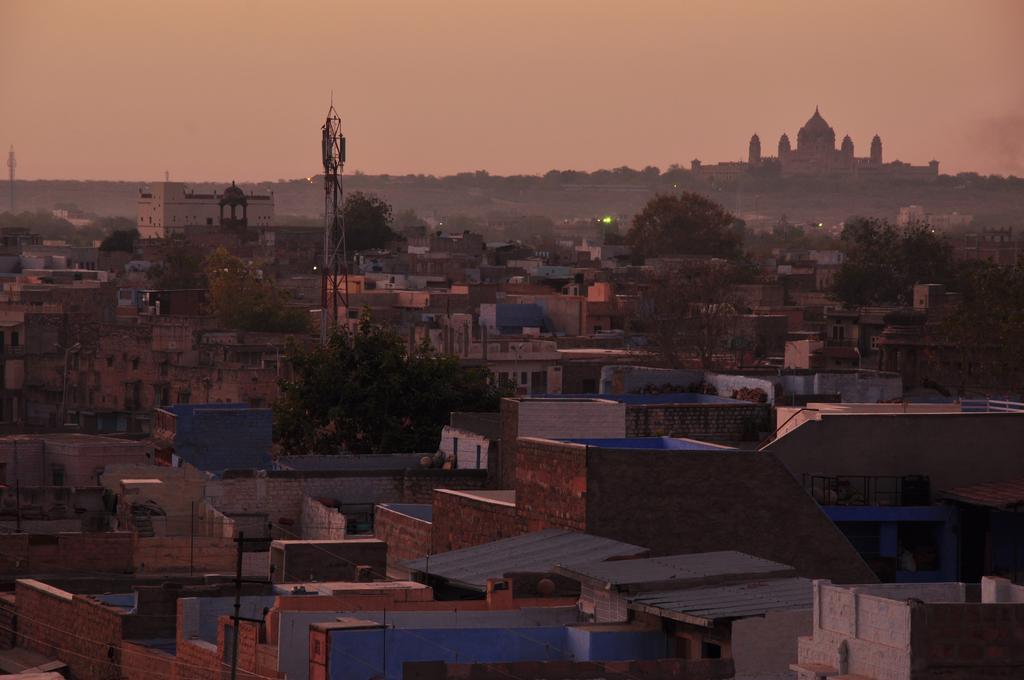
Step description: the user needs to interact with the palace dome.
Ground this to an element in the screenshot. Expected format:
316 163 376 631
219 181 247 206
797 107 836 150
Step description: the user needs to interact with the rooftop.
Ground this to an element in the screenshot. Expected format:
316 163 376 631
555 551 795 591
378 503 433 523
629 577 813 626
539 392 747 405
560 437 736 451
940 477 1024 509
404 529 648 591
434 489 516 506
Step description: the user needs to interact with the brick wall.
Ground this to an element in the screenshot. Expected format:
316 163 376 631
500 398 626 489
0 594 15 650
374 505 433 567
121 640 176 680
0 532 134 576
515 438 588 533
915 602 1024 675
133 536 237 574
583 448 876 583
430 490 519 554
624 403 771 441
14 579 126 680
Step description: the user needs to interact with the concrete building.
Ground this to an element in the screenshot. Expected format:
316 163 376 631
793 577 1024 679
0 433 148 487
764 409 1024 583
137 181 273 239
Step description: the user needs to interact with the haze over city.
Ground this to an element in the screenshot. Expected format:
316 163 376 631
3 0 1024 181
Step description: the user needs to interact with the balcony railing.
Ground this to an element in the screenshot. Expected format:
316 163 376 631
804 474 931 506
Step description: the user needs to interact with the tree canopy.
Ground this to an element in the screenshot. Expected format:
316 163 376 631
342 191 399 252
204 248 310 333
146 239 207 289
625 192 744 260
831 218 957 307
941 259 1024 393
99 228 139 252
631 260 751 368
274 317 504 455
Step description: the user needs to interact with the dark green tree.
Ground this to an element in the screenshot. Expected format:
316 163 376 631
941 259 1024 393
274 317 504 455
342 192 398 252
146 239 208 289
625 192 744 259
204 248 310 333
99 228 139 252
831 218 957 307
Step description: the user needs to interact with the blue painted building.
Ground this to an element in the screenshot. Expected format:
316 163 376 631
316 614 669 680
153 403 272 474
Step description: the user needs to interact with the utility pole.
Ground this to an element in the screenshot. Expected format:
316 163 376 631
320 104 348 346
229 528 273 680
6 146 14 213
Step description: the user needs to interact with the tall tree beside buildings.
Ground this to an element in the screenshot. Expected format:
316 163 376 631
274 316 503 455
98 228 139 253
146 239 208 289
941 259 1024 394
631 260 749 369
342 191 399 252
625 192 745 260
831 218 957 307
204 248 310 333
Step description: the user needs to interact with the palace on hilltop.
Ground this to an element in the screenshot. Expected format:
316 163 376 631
691 107 939 181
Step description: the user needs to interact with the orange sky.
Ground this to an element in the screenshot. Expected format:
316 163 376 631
2 0 1023 181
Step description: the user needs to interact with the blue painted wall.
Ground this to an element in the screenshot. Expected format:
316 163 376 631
327 625 668 680
164 403 272 473
824 505 959 582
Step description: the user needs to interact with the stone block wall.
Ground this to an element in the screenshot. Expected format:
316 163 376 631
300 495 346 540
430 490 519 554
374 505 433 567
207 469 487 526
624 403 771 441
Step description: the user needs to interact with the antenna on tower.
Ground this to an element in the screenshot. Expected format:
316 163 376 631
165 170 170 182
320 103 348 346
6 146 15 213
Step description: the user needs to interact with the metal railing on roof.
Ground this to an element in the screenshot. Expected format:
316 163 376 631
960 399 1024 413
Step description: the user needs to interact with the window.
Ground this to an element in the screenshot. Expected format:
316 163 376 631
51 465 65 486
832 325 845 341
132 357 139 370
106 356 114 368
9 332 16 348
520 371 528 385
701 642 722 659
206 218 213 226
0 462 6 484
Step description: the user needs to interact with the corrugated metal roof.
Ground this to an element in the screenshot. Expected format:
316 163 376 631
403 529 648 591
556 551 794 588
940 478 1024 509
629 577 812 625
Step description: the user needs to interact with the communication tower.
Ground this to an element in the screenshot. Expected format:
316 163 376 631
320 105 347 345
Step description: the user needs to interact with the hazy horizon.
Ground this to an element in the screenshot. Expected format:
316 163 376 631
3 0 1023 182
